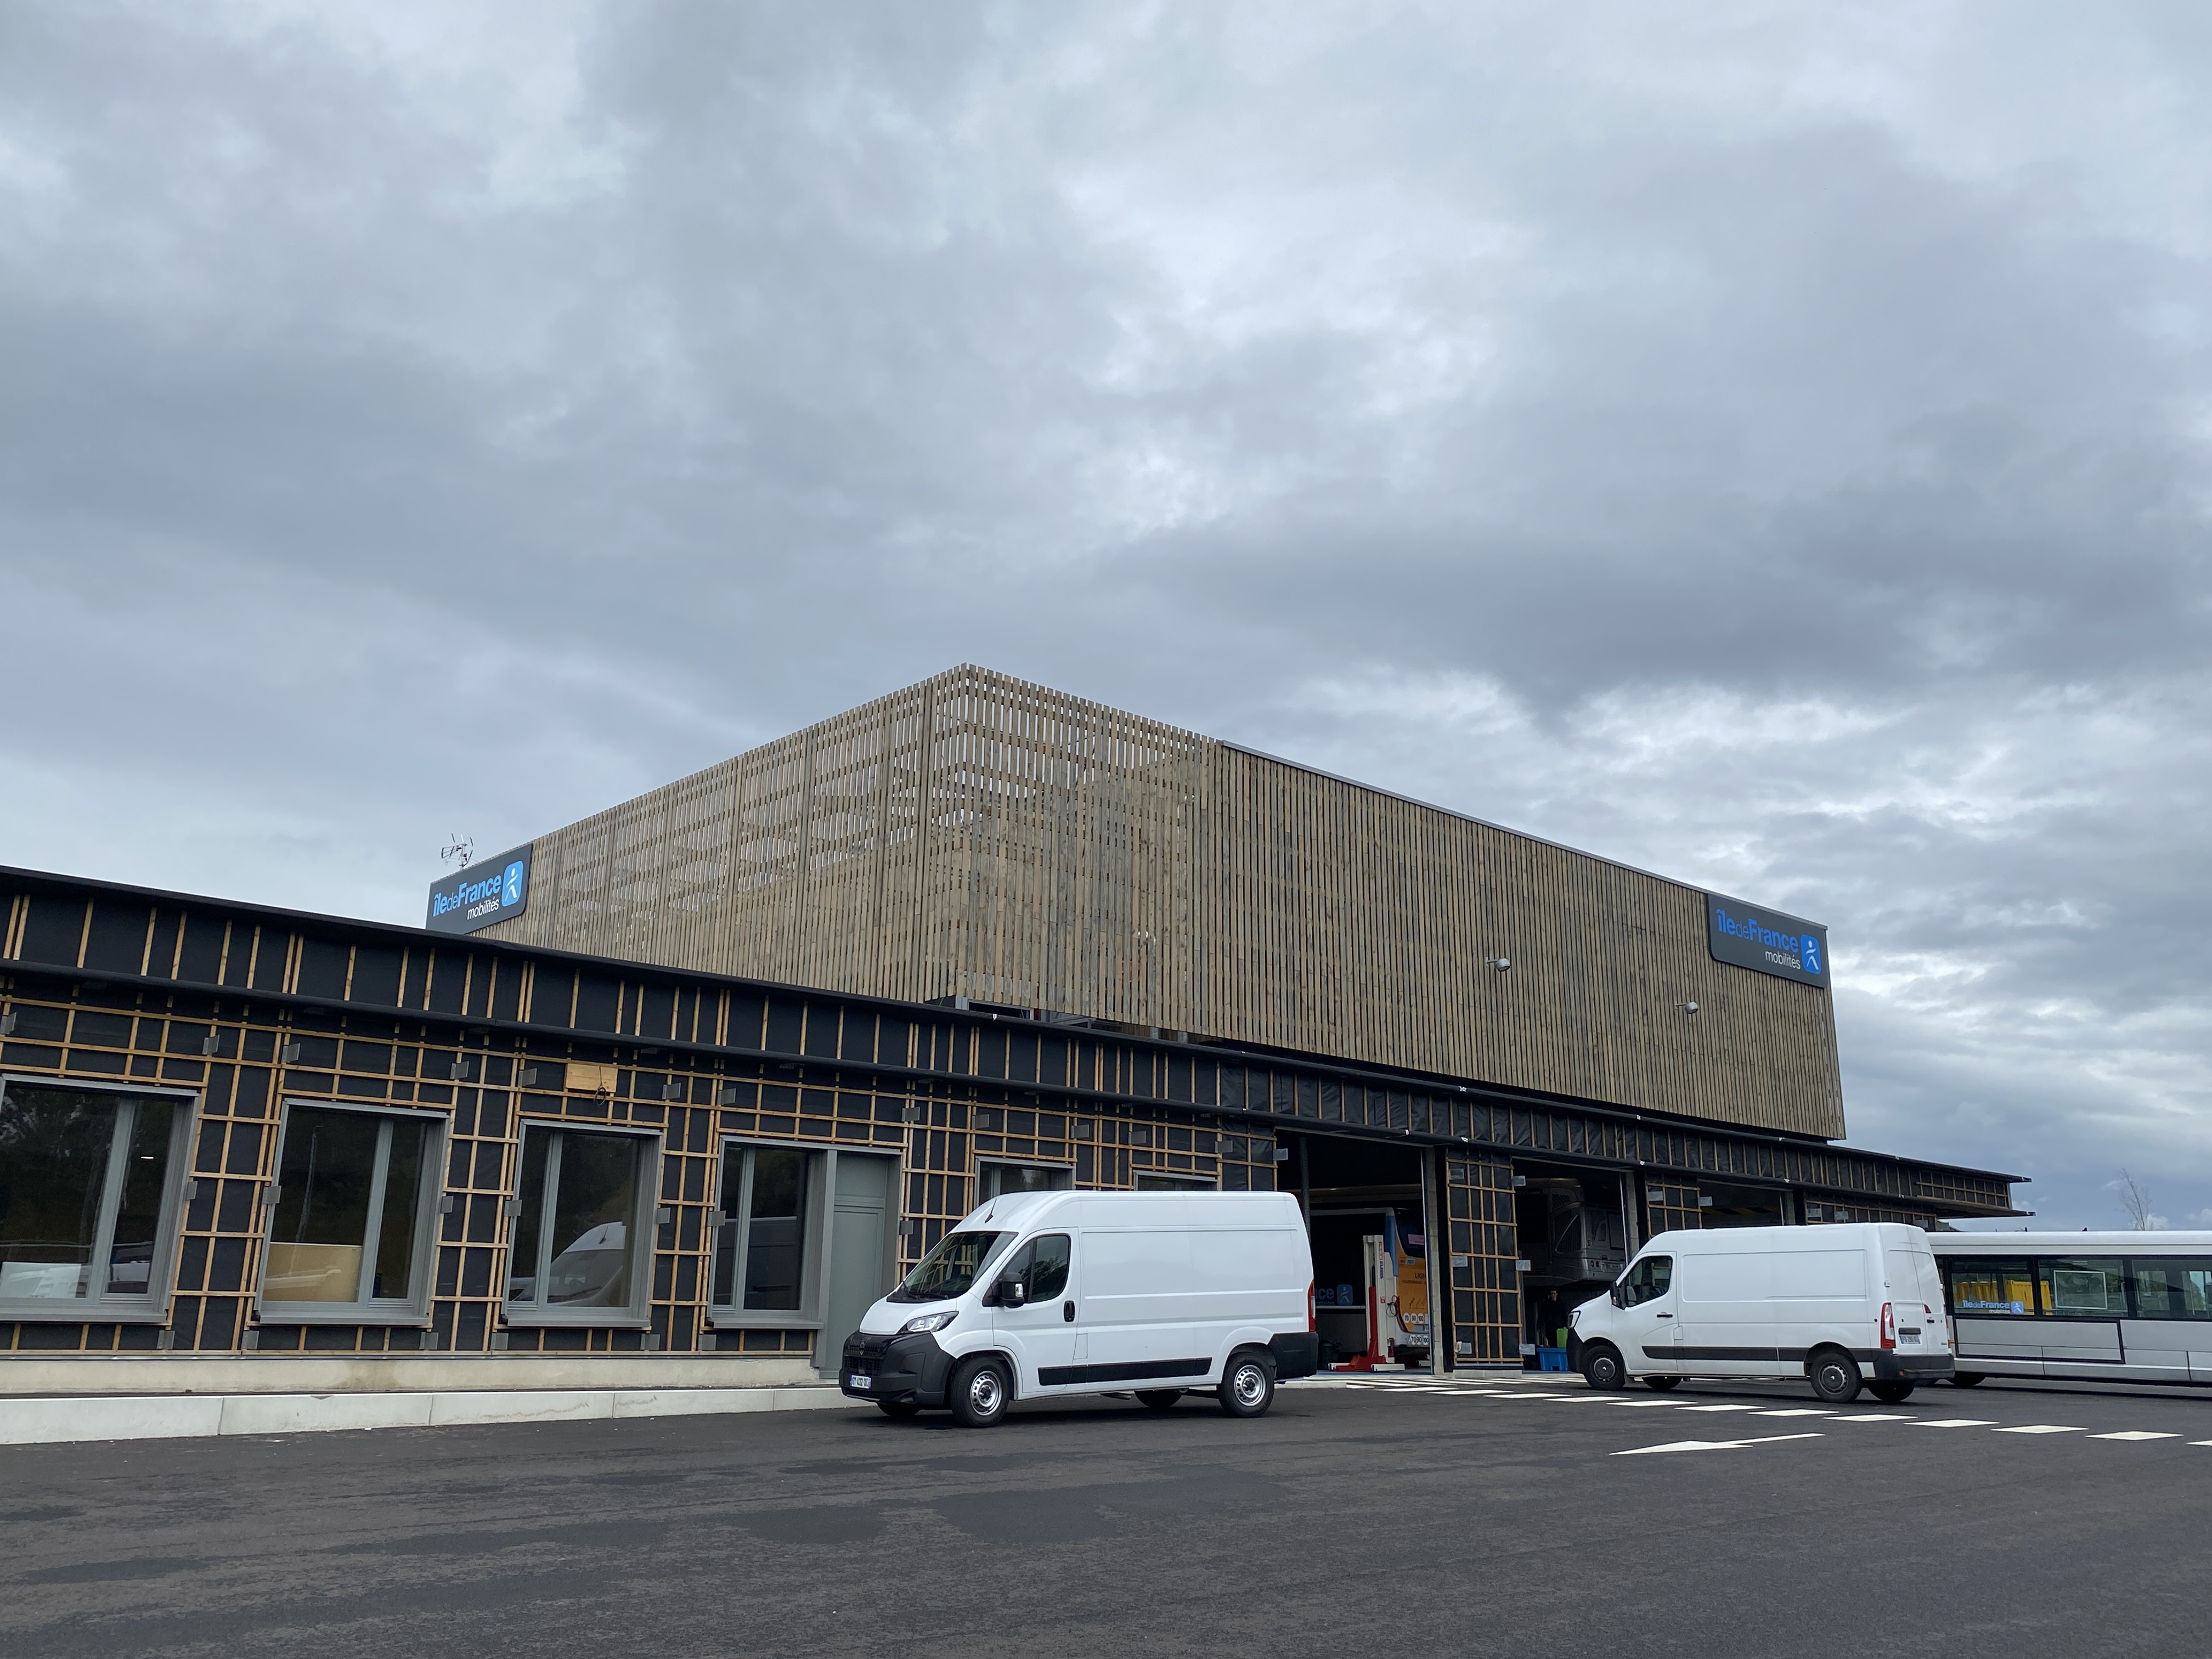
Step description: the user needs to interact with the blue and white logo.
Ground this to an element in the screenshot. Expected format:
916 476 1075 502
1706 894 1829 986
426 843 534 935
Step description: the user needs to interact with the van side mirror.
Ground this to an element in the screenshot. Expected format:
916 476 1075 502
998 1279 1028 1309
1610 1284 1625 1308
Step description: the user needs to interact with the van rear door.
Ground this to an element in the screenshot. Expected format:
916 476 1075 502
1883 1245 1943 1361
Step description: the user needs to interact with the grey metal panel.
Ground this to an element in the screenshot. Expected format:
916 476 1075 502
1955 1316 2041 1361
2118 1321 2191 1382
2039 1321 2123 1363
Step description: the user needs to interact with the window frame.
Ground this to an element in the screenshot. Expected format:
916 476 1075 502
1942 1257 2040 1319
708 1137 831 1331
2123 1256 2212 1322
0 1073 198 1324
977 1158 1074 1201
2036 1255 2130 1320
1134 1172 1217 1192
256 1097 449 1327
503 1119 663 1330
1620 1254 1673 1307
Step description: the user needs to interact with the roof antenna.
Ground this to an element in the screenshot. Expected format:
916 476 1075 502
441 834 476 870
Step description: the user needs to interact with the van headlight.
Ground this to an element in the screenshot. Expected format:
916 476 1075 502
898 1311 958 1335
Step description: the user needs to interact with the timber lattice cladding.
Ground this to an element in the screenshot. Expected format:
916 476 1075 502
492 667 1844 1139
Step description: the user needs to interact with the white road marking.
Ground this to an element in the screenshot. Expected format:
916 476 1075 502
1993 1425 2083 1435
1914 1419 1997 1429
1612 1432 1824 1457
1828 1413 1915 1423
1677 1403 1762 1413
2190 1441 2212 1448
2089 1431 2180 1442
1752 1409 1833 1418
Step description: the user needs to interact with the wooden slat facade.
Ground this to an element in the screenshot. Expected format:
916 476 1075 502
489 667 1844 1139
0 872 2017 1373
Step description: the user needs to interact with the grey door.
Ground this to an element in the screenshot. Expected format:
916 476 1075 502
820 1154 894 1375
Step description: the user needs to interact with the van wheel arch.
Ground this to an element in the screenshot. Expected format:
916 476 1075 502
1217 1346 1277 1418
949 1352 1017 1428
1581 1342 1627 1391
1806 1346 1863 1404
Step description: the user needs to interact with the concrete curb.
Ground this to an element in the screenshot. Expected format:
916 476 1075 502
0 1384 865 1447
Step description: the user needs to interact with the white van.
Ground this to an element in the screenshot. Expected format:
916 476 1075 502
1568 1223 1954 1403
838 1189 1321 1427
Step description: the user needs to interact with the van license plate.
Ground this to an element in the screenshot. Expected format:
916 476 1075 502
848 1374 872 1390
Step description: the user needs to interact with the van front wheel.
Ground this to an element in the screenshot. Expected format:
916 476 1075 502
1136 1390 1183 1410
950 1356 1013 1428
1218 1352 1276 1418
1867 1381 1915 1404
1642 1375 1679 1392
1808 1349 1862 1404
1581 1344 1627 1391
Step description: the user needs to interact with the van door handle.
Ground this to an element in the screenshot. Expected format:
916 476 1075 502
1063 1301 1075 1322
1656 1313 1673 1319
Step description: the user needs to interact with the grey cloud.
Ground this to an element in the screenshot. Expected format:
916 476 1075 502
2 1 2209 1226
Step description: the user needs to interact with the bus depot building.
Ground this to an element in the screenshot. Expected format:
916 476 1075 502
0 668 2023 1398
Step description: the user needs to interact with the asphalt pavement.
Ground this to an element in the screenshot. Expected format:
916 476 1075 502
3 1371 2209 1658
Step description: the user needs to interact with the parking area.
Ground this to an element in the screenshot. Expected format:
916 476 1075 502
4 1374 2208 1658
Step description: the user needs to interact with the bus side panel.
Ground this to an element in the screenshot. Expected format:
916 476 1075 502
2115 1322 2190 1383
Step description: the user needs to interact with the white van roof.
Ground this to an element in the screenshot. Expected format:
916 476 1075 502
957 1188 1302 1232
1641 1222 1931 1254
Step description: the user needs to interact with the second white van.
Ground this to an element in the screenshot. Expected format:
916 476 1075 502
1568 1223 1954 1403
838 1189 1319 1427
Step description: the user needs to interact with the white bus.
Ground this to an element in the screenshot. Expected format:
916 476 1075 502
1930 1232 2212 1387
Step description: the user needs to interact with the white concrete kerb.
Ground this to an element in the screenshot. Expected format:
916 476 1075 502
0 1385 865 1447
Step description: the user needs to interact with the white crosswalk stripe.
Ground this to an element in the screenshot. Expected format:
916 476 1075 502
1613 1433 1822 1457
1306 1378 2209 1451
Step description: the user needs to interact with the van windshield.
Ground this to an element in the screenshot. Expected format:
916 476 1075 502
887 1231 1015 1304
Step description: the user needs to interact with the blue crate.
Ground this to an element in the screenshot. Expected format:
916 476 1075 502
1537 1346 1570 1372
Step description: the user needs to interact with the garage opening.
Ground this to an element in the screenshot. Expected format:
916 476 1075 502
1280 1131 1434 1372
1697 1181 1788 1228
1515 1163 1630 1363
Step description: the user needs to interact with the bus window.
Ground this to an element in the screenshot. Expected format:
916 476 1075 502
2128 1259 2212 1320
2039 1258 2126 1317
1946 1259 2035 1317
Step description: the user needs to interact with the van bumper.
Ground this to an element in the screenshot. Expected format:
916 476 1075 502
1870 1352 1955 1382
839 1330 955 1407
1268 1333 1322 1380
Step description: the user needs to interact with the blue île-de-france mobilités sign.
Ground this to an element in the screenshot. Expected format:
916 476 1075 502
1705 893 1830 988
425 844 533 936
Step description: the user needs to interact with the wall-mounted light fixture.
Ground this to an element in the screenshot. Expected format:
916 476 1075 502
1485 956 1512 972
1680 1000 1700 1014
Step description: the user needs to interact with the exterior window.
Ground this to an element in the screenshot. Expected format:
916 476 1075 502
1619 1255 1672 1307
1135 1173 1216 1192
2128 1259 2212 1320
0 1078 192 1318
2039 1257 2126 1317
712 1143 826 1320
261 1102 443 1321
1946 1259 2036 1316
978 1161 1071 1200
997 1233 1070 1301
505 1124 656 1323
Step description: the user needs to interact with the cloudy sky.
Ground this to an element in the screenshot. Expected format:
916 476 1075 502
4 2 2207 1228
